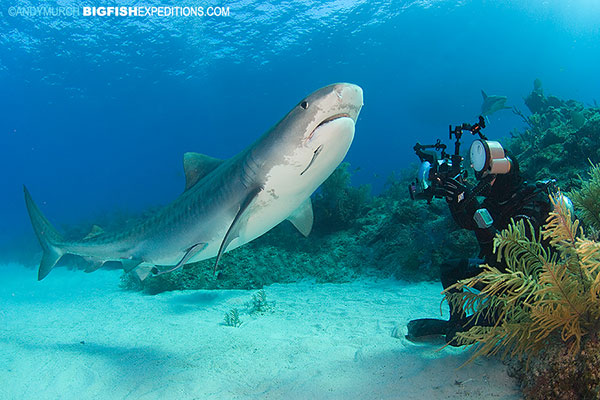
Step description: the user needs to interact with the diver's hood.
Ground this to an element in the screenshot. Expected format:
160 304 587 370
488 151 523 201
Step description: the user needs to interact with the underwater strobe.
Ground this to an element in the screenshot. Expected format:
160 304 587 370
469 139 511 177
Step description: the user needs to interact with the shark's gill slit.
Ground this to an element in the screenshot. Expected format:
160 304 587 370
300 145 323 176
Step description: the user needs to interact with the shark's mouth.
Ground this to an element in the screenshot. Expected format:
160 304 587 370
301 113 353 176
307 113 351 141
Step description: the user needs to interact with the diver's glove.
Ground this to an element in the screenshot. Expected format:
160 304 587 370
439 177 468 204
441 178 480 230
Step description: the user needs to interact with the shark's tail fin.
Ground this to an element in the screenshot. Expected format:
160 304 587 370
23 186 65 280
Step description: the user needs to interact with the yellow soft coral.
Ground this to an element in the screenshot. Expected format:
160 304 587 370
570 162 600 234
445 195 600 363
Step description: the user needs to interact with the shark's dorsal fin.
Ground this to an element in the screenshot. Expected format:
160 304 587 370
183 152 224 191
287 198 313 237
84 224 104 240
214 186 262 274
151 242 208 276
481 90 488 100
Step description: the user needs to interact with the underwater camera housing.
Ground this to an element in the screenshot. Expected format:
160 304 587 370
408 140 461 202
409 116 493 203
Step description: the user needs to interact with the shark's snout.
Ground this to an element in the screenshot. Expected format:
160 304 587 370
305 83 362 143
332 83 363 122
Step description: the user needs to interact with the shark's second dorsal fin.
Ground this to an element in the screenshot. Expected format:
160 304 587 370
481 90 488 100
84 224 104 240
183 152 225 191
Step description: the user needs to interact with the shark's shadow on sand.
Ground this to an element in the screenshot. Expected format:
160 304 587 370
164 290 226 314
1 337 207 391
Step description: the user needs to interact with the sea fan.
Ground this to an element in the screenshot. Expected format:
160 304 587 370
445 195 600 363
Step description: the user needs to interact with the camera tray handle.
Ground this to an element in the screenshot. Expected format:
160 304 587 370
448 115 488 156
414 140 448 163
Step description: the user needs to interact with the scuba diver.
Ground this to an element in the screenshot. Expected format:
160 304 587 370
405 116 568 344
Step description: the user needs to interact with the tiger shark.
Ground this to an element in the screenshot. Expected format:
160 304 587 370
480 89 510 117
25 83 363 281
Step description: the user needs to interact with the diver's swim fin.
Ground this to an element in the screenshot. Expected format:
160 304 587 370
406 318 449 340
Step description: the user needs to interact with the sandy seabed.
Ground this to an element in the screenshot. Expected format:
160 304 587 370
0 263 521 399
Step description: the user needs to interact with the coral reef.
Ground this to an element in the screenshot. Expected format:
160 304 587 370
509 79 600 189
508 336 600 400
312 162 372 233
570 162 600 236
362 175 478 280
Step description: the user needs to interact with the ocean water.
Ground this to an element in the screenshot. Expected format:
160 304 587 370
2 0 600 245
0 1 599 398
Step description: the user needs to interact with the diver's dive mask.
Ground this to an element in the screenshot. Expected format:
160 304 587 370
469 139 512 179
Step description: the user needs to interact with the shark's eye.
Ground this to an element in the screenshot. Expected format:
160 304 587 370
300 101 309 110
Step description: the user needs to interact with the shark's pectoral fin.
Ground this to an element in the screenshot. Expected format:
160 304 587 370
183 152 225 191
121 258 143 272
481 89 488 100
287 198 314 237
214 186 262 274
152 242 208 276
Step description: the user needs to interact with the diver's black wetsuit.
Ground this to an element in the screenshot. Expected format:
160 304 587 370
407 156 553 343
